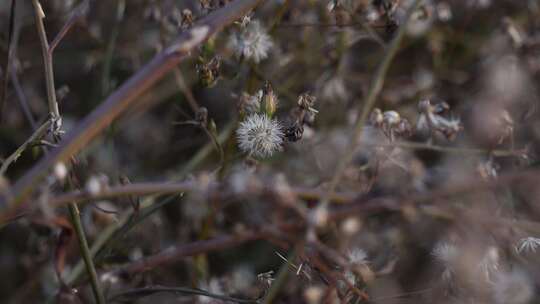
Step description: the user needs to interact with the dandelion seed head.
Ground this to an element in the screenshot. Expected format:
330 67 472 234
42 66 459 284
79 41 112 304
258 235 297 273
432 242 458 265
516 237 540 254
348 248 368 265
236 114 283 158
228 20 273 63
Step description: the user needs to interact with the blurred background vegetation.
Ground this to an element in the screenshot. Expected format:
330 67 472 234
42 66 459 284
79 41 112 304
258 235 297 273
1 0 540 303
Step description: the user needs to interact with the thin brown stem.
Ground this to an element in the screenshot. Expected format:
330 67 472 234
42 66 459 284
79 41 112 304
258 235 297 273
0 120 51 176
47 181 353 209
32 0 60 119
10 64 37 130
49 0 90 55
111 229 275 275
369 141 526 158
0 0 16 121
173 68 200 113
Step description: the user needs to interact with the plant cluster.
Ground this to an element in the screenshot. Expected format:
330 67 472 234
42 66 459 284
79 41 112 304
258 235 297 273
1 0 540 303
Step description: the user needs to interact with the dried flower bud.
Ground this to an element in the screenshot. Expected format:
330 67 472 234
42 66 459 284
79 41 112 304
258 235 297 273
383 110 401 126
477 158 499 180
395 118 412 137
370 108 384 127
195 107 208 126
180 9 193 29
284 121 304 142
197 56 221 87
199 0 212 10
238 90 262 115
417 99 462 140
261 82 278 117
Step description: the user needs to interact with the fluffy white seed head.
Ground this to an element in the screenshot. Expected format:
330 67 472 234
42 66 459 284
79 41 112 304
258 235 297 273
348 248 368 265
228 20 273 63
432 242 458 266
515 236 540 254
236 114 284 158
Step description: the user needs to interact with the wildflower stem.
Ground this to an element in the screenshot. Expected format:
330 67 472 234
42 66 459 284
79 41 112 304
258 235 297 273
101 0 125 95
48 0 89 55
0 0 16 121
68 203 106 304
65 195 178 285
45 181 355 209
269 0 289 34
325 0 422 200
0 120 51 176
173 67 200 112
32 0 60 119
262 248 297 304
370 141 524 157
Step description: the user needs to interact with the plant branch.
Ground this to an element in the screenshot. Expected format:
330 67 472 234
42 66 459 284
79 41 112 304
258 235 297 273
0 0 16 121
68 203 106 304
46 181 353 209
49 0 90 55
32 0 60 120
369 141 526 158
111 229 275 275
0 120 51 176
10 64 37 130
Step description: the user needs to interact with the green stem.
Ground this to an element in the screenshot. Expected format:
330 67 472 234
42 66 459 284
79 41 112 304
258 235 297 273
0 120 51 176
262 248 297 304
68 203 106 304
